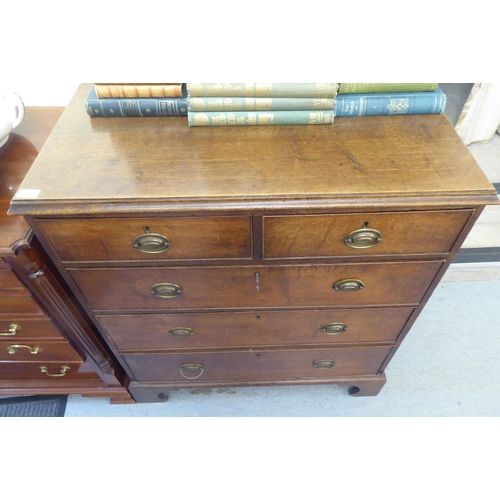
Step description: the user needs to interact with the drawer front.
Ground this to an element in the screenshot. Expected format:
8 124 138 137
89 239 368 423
70 262 442 311
0 340 83 362
0 318 64 341
0 362 93 381
37 216 253 262
0 270 26 290
0 294 45 315
124 346 393 382
263 210 473 258
98 307 414 351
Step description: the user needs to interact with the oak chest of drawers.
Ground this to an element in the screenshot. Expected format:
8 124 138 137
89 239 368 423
9 84 498 402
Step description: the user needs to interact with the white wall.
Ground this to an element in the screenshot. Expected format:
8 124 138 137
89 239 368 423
6 83 81 107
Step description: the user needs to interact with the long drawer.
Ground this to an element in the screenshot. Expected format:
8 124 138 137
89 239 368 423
36 216 253 262
98 307 414 351
262 210 473 258
0 294 46 315
0 269 27 289
0 318 64 341
123 345 393 382
70 261 442 311
0 362 95 381
0 340 83 362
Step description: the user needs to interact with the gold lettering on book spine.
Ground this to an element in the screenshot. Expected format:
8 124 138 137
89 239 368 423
190 98 206 111
193 113 209 126
256 99 272 110
258 113 275 125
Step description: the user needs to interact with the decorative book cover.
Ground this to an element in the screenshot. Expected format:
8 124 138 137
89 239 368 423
94 83 184 98
84 87 188 117
187 83 338 98
334 89 447 117
188 110 334 126
338 83 439 94
188 97 335 112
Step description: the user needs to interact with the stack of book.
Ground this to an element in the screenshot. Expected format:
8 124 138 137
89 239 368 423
334 83 446 117
186 83 338 126
84 83 188 117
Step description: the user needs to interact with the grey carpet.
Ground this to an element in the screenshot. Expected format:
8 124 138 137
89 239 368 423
0 395 67 417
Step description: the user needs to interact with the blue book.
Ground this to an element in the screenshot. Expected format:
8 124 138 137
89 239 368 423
84 86 188 117
334 88 447 117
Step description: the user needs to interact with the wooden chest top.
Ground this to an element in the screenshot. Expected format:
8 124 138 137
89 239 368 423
8 83 497 216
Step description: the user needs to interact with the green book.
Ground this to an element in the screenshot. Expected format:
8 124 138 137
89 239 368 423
188 97 335 112
188 110 334 126
338 83 439 94
187 83 338 98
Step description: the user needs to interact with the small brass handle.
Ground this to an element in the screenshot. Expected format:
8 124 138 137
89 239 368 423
39 365 70 377
133 232 171 254
333 279 365 292
7 344 42 355
180 363 205 379
0 323 21 336
345 228 382 249
169 327 194 337
321 323 348 335
313 359 336 369
151 283 183 299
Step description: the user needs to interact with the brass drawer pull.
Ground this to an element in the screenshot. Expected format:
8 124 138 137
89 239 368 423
180 363 204 379
151 283 183 299
7 344 42 355
345 228 382 249
313 359 336 369
169 327 194 337
133 232 171 254
321 323 348 335
333 279 365 292
39 365 70 377
0 323 21 336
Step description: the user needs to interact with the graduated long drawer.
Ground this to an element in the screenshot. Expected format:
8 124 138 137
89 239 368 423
123 345 393 382
98 307 414 351
69 261 442 311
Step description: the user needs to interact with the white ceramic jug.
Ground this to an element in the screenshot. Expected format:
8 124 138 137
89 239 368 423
0 90 24 148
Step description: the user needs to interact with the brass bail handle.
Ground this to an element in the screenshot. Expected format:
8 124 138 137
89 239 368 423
321 323 348 335
133 226 171 254
169 327 194 337
7 344 42 355
332 279 365 292
345 225 382 249
151 283 183 299
180 363 205 379
39 365 70 377
313 360 336 369
0 323 21 336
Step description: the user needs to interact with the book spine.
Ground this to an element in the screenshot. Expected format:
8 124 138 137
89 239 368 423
94 84 184 98
188 110 334 126
187 83 338 98
188 97 335 111
334 92 447 117
338 83 439 94
85 97 188 117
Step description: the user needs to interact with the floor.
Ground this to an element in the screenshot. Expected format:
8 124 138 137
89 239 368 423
63 84 500 417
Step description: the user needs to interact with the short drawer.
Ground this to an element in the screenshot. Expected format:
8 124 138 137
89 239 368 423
98 307 414 351
123 345 393 382
37 216 253 262
0 340 83 362
0 318 64 341
0 270 26 290
0 294 45 315
70 261 442 311
262 210 473 258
